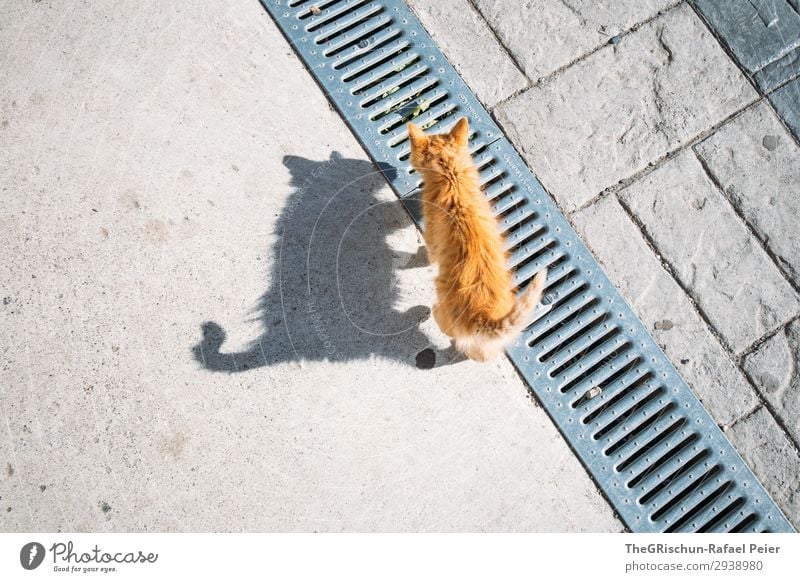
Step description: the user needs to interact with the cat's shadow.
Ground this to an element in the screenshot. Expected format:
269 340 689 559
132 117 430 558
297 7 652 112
192 151 453 372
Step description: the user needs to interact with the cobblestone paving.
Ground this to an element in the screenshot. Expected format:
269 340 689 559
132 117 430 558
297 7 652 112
408 0 800 526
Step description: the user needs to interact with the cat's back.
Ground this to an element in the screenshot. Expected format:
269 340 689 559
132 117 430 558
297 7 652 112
430 171 513 307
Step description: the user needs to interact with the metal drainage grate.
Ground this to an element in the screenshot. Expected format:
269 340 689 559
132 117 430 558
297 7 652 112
260 0 794 533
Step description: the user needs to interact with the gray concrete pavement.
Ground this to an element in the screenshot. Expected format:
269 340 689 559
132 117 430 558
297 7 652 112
0 0 621 532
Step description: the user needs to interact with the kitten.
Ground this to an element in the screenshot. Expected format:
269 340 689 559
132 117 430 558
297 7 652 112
408 117 547 362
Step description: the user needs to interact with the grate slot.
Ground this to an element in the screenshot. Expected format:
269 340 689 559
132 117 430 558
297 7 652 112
408 114 479 141
340 38 411 78
528 290 596 349
549 328 621 379
325 15 395 57
615 416 687 472
360 63 430 107
478 157 502 178
468 139 491 158
593 392 669 442
539 312 607 364
493 193 525 217
413 104 462 136
313 4 385 44
298 0 342 19
636 447 710 501
481 168 506 190
498 204 536 233
639 448 709 506
689 486 747 534
333 28 403 69
538 250 567 274
517 268 550 294
506 219 546 254
730 514 759 533
557 337 632 393
571 355 642 409
665 482 733 533
262 0 794 533
513 250 564 286
697 497 747 533
368 76 439 120
539 253 570 279
581 368 652 422
508 230 553 267
485 180 515 202
536 259 573 290
510 240 556 277
378 89 449 132
304 0 368 27
473 149 496 171
350 51 419 92
598 394 672 458
651 465 722 522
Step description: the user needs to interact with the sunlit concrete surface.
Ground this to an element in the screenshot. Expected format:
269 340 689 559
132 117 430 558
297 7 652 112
0 0 621 532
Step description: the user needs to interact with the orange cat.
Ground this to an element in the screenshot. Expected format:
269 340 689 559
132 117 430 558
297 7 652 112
408 117 547 362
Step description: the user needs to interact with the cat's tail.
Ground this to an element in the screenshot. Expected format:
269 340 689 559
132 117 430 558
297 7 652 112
456 268 547 361
494 267 548 337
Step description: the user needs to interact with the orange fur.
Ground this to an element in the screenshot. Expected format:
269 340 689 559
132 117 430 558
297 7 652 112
408 118 547 361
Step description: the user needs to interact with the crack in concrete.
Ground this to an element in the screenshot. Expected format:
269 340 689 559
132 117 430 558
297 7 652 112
656 25 675 64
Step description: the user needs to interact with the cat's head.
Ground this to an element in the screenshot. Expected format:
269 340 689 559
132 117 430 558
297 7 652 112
407 117 470 176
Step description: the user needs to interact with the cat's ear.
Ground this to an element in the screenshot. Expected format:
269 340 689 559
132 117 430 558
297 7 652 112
449 117 469 147
407 123 428 150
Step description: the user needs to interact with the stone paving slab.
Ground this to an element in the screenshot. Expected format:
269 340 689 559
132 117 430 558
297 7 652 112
769 77 800 140
571 195 759 427
754 45 800 93
406 0 528 108
473 0 677 81
743 319 800 446
726 406 800 528
494 4 757 212
691 0 800 91
619 150 800 354
695 102 800 286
